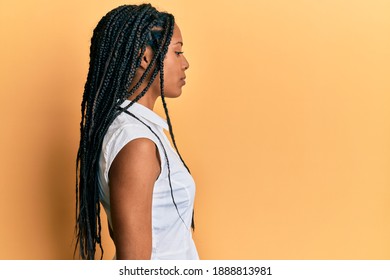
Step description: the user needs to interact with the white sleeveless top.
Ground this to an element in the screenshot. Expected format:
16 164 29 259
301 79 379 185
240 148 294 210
98 100 199 260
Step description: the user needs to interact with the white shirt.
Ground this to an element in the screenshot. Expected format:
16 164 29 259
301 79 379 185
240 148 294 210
98 100 199 260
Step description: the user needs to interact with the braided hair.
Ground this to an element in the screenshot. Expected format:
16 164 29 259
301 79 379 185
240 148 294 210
75 4 192 260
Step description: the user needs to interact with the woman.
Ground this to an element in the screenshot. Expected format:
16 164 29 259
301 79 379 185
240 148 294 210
75 4 198 260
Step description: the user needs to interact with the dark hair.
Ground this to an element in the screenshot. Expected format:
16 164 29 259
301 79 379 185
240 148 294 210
75 4 192 260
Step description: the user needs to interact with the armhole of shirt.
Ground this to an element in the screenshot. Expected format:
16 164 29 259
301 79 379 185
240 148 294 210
103 124 166 185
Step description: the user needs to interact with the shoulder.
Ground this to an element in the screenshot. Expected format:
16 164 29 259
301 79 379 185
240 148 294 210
104 113 157 152
101 113 161 182
107 113 151 139
119 137 158 157
109 138 160 177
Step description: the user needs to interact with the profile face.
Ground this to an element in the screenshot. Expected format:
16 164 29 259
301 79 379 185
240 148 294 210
162 24 190 98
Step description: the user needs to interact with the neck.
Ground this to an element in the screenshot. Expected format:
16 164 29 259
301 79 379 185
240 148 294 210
129 92 158 110
128 71 160 110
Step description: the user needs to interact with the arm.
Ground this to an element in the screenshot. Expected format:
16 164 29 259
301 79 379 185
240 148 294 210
108 138 161 259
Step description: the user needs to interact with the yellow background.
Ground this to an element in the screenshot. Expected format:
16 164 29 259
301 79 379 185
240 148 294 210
1 0 389 259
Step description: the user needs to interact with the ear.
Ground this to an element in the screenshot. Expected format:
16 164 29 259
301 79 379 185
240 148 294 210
139 46 153 71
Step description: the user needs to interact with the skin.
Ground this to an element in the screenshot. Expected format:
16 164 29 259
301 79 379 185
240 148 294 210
128 23 189 110
108 23 189 259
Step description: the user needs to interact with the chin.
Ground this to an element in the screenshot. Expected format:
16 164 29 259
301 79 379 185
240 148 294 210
164 90 182 98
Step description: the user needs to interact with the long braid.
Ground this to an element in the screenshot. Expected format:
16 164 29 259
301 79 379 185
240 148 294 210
156 18 195 229
75 4 194 260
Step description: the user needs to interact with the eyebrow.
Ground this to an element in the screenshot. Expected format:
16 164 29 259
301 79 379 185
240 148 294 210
174 41 183 46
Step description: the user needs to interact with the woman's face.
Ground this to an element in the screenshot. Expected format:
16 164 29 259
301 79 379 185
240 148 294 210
161 24 189 98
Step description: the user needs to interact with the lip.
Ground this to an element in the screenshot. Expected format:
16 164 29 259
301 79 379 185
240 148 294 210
181 77 186 85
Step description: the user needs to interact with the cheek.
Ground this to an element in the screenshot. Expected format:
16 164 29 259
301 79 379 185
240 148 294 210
162 66 175 85
162 60 174 76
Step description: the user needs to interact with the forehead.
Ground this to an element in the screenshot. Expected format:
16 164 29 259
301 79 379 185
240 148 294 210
170 24 183 44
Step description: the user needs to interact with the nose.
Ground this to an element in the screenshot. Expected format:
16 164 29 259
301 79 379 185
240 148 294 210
183 55 189 70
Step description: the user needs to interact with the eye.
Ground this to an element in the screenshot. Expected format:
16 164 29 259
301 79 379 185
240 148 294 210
175 51 184 56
